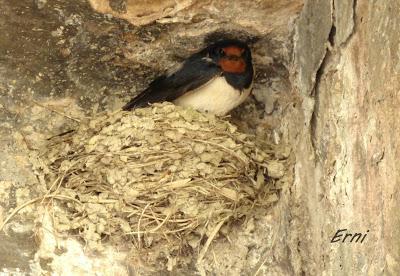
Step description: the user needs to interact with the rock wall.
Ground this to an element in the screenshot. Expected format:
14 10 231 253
287 0 400 274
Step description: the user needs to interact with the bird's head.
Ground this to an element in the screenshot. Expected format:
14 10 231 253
208 39 252 74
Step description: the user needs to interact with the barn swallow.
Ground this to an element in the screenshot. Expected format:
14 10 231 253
122 39 254 115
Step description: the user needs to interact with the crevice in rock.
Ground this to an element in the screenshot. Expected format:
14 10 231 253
309 0 335 155
328 25 336 46
329 0 336 46
310 0 357 155
310 49 332 155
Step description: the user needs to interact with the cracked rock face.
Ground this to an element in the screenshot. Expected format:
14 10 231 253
287 0 400 275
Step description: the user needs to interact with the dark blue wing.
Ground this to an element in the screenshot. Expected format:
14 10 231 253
122 53 221 111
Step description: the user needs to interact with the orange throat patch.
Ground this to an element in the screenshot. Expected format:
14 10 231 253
218 58 246 74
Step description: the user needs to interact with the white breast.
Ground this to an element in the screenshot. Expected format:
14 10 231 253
173 77 251 115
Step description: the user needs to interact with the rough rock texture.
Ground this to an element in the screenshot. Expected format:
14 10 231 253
287 0 400 274
0 0 399 274
88 0 194 26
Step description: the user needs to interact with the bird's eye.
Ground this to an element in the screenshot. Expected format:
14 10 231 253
219 48 225 56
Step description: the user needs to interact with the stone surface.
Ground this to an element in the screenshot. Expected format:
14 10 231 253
88 0 194 26
294 0 332 97
286 0 400 274
333 0 354 46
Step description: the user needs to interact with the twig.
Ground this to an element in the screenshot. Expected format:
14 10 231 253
0 194 82 232
125 210 172 235
137 203 150 249
32 99 81 123
192 139 249 165
197 216 229 263
46 129 75 140
41 160 79 205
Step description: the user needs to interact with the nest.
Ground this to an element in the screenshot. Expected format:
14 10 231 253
33 103 288 267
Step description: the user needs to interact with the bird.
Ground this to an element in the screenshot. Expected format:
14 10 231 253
122 39 254 116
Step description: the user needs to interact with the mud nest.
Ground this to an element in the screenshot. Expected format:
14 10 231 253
33 102 289 262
